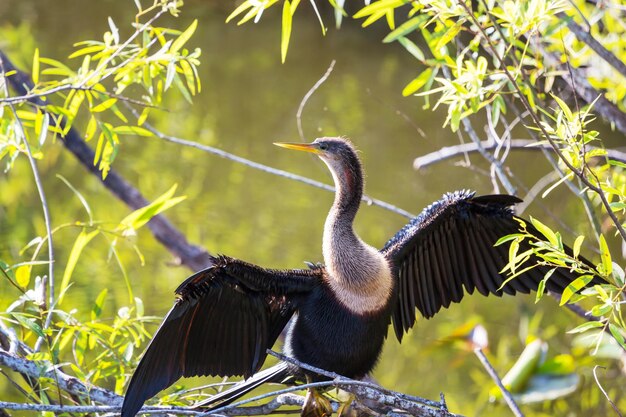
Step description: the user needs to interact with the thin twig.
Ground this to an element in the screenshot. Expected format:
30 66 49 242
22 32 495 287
592 365 623 417
127 106 414 219
0 57 55 354
473 348 524 417
296 60 335 141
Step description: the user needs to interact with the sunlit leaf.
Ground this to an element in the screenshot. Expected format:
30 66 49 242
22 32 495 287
59 229 99 305
598 234 612 276
402 68 433 96
113 126 153 136
15 265 32 288
171 19 198 53
91 288 108 321
32 48 40 84
91 98 118 113
560 275 593 305
281 0 293 64
119 184 186 231
530 217 558 247
572 235 584 259
567 321 604 334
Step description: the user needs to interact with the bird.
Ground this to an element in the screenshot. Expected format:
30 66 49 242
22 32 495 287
121 136 595 417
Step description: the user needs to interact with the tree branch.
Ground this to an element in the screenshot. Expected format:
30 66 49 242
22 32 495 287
413 139 626 170
0 348 122 406
556 11 626 80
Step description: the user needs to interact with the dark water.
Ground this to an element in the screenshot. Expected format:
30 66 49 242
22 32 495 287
0 1 622 415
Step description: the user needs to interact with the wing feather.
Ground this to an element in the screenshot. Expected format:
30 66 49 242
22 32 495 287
382 190 599 341
121 256 317 417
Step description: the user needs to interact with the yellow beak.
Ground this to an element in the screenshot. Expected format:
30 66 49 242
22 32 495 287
273 142 321 154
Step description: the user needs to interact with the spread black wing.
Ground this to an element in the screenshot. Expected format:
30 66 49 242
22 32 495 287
121 255 318 417
381 190 595 341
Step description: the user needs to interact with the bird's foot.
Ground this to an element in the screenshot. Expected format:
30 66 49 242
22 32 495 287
302 388 332 417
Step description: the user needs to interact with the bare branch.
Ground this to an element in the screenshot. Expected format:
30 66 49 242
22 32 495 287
297 60 336 142
473 348 524 417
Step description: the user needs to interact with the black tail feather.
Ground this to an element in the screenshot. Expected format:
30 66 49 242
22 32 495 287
196 362 291 410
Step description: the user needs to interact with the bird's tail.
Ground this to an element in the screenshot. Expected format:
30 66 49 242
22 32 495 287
196 362 291 410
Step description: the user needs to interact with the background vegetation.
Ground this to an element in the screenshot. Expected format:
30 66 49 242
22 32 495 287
0 0 624 416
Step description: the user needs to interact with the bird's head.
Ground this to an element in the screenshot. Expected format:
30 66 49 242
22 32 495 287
274 137 363 200
274 137 359 171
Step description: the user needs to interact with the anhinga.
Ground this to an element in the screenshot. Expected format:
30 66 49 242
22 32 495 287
121 137 593 417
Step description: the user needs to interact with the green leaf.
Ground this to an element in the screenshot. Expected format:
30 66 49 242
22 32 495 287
13 314 45 338
500 339 545 394
119 184 186 231
397 37 425 61
567 321 604 334
535 268 555 303
402 68 433 96
91 289 108 321
599 234 612 276
435 22 463 51
530 217 558 247
281 1 293 64
171 19 198 53
572 235 584 259
608 324 626 348
560 275 593 305
383 16 425 43
59 229 99 305
551 94 574 122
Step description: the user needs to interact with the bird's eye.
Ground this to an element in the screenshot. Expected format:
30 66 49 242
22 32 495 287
318 143 328 151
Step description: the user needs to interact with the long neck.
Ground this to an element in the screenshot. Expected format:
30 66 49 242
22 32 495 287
322 156 372 286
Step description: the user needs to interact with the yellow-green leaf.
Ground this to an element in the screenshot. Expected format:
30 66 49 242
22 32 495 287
85 116 97 141
572 235 584 259
119 184 186 231
402 68 432 96
281 1 293 64
16 265 32 288
226 1 254 23
59 229 99 305
560 275 593 305
599 234 612 276
113 126 153 136
32 48 40 84
530 216 558 247
383 16 425 43
171 19 198 53
499 339 545 394
91 98 117 113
